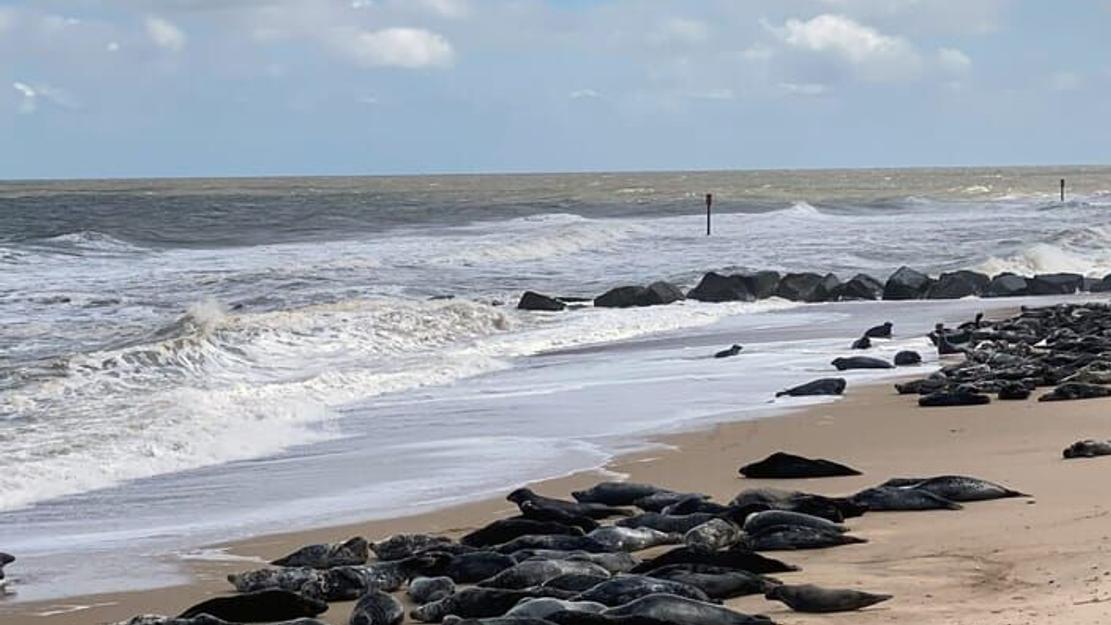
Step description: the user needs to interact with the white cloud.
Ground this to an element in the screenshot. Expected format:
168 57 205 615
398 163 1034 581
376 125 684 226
146 16 186 52
654 17 710 45
107 41 121 52
333 27 454 68
685 88 734 100
569 89 601 99
740 44 774 62
937 47 971 73
12 81 78 114
411 0 469 19
771 14 921 81
779 81 829 96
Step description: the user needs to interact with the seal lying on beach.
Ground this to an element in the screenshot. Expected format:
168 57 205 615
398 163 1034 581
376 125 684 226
478 560 611 590
505 598 607 619
509 550 638 574
738 452 861 479
113 617 328 625
864 322 893 338
227 567 328 600
422 550 517 583
350 590 404 625
714 344 743 358
742 510 846 535
997 381 1032 400
683 519 743 553
616 512 719 534
632 491 708 512
371 534 453 561
775 378 846 398
597 593 773 625
852 486 962 511
520 501 600 533
730 488 867 521
508 489 631 519
645 565 779 600
573 575 712 606
411 587 575 622
744 525 866 551
409 576 456 604
587 526 681 552
628 545 798 575
271 536 369 569
918 388 991 407
1038 382 1111 401
831 356 893 371
1064 439 1111 459
572 483 670 506
462 519 584 548
661 497 730 515
878 475 1028 501
542 573 612 592
765 583 892 612
495 535 611 555
0 552 13 589
179 589 327 622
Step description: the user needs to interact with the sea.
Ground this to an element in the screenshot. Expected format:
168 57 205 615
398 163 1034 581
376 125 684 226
2 166 1110 601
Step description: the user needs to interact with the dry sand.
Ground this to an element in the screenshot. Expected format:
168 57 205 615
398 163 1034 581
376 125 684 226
6 376 1111 625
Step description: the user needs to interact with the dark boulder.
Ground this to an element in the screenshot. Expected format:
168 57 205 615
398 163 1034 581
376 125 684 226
926 271 990 299
739 452 861 479
776 378 846 398
833 274 883 301
883 267 933 300
1027 273 1084 295
894 351 922 366
814 273 842 302
741 271 782 299
687 272 755 303
594 282 684 308
1089 275 1111 293
645 281 685 305
776 273 824 302
984 273 1029 298
518 292 567 312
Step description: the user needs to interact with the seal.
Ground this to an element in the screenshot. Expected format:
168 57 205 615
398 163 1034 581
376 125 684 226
272 536 369 569
714 344 743 358
730 488 866 521
864 321 893 338
615 512 718 534
878 475 1028 501
765 583 892 613
851 336 871 350
918 388 990 407
745 525 866 551
775 378 846 398
632 491 709 512
646 564 779 600
832 356 893 371
1039 382 1111 401
573 575 711 606
661 497 729 516
742 510 846 536
408 576 456 605
587 527 681 552
628 545 798 575
738 452 861 479
411 587 574 623
371 534 453 561
893 350 921 366
179 589 328 622
509 550 637 574
495 535 610 555
323 555 446 600
423 551 517 584
478 560 610 590
542 573 611 592
350 590 404 625
1064 439 1111 459
682 518 743 553
997 381 1031 400
508 489 631 519
227 567 327 600
572 482 669 506
519 501 600 533
600 594 773 625
462 519 584 548
505 599 606 619
0 552 14 588
852 486 962 511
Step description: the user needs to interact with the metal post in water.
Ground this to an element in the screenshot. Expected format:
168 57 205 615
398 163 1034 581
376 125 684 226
705 193 713 236
1060 178 1066 202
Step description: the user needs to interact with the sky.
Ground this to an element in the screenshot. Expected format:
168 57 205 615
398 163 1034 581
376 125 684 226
1 0 1109 179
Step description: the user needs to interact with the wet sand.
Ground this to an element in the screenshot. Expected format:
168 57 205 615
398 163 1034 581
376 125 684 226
6 375 1111 625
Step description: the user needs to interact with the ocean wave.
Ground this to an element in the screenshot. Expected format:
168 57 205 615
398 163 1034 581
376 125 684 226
975 242 1108 277
434 214 652 265
36 230 149 254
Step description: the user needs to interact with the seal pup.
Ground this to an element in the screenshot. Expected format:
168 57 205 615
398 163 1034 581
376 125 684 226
372 535 453 561
864 322 893 338
831 356 893 371
573 575 712 606
682 519 743 553
505 599 606 619
508 489 631 519
179 590 327 622
350 590 404 625
1064 439 1111 459
738 452 861 479
714 344 743 358
409 576 456 604
463 519 584 548
852 486 962 511
600 594 774 625
572 483 669 506
587 526 681 552
645 565 779 600
775 378 846 398
744 525 866 551
851 336 871 350
765 583 892 613
628 546 797 575
878 475 1028 501
615 512 718 534
272 537 369 569
478 560 610 590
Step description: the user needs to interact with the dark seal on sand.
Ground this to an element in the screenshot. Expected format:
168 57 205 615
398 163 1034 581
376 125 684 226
739 452 861 479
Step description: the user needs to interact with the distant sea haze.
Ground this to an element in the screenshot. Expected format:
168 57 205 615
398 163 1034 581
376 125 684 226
1 166 1109 599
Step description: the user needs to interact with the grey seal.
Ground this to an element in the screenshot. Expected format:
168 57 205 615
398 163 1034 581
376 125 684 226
714 344 743 358
1039 382 1111 401
411 587 574 623
745 525 866 551
775 378 846 398
615 512 718 534
738 452 861 479
495 535 610 555
510 550 638 574
573 575 711 606
508 489 631 519
864 321 893 338
645 564 778 600
572 483 669 506
408 576 456 604
629 545 797 575
519 501 600 533
423 550 517 583
1064 439 1111 458
730 488 866 521
462 519 584 548
742 510 846 535
371 534 453 561
179 590 327 622
632 491 709 512
682 519 743 553
894 350 922 366
478 560 610 590
878 475 1028 501
227 567 327 600
831 356 893 370
601 593 773 625
587 527 681 552
542 573 611 592
272 536 369 569
852 486 962 511
851 336 871 350
349 590 404 625
505 599 606 619
765 583 892 612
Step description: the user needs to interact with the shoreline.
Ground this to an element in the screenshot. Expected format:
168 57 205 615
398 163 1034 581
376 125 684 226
9 365 1111 624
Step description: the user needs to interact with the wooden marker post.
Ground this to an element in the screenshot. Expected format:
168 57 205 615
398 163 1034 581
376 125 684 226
1061 178 1066 202
705 193 713 236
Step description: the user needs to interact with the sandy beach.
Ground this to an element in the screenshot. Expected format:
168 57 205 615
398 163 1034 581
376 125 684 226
6 365 1111 625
